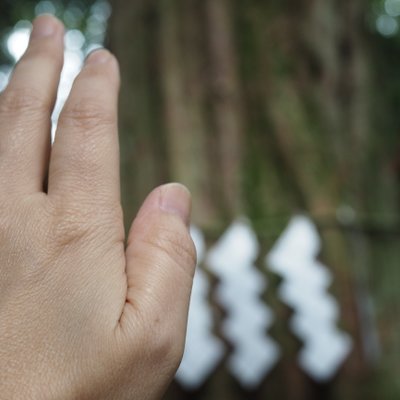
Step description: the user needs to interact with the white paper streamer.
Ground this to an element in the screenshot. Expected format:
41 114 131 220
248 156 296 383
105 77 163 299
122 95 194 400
207 219 280 388
176 226 225 389
267 215 352 382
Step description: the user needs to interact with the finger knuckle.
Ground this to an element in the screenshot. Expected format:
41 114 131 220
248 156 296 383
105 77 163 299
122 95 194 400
0 86 48 115
47 197 123 251
52 219 92 250
48 202 95 250
60 99 115 131
0 197 52 274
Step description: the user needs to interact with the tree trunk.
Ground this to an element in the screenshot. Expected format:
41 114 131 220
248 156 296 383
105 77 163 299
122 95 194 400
107 0 400 398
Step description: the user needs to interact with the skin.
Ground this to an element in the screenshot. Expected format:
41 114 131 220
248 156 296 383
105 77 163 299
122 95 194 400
0 15 196 400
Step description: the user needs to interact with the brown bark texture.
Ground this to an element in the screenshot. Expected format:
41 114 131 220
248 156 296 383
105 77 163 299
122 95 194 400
107 0 400 399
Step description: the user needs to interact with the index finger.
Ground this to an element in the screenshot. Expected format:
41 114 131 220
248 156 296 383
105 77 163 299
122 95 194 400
47 50 120 207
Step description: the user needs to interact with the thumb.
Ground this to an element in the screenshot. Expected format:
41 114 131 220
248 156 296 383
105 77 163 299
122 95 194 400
121 183 197 343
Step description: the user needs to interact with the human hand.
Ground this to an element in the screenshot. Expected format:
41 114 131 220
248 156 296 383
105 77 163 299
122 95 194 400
0 15 196 400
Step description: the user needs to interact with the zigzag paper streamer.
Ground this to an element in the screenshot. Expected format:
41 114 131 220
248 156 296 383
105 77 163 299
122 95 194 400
266 215 352 382
176 226 225 389
207 219 280 388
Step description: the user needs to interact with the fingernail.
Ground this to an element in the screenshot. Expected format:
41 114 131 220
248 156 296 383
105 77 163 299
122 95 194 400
31 15 58 39
85 49 111 65
159 183 192 226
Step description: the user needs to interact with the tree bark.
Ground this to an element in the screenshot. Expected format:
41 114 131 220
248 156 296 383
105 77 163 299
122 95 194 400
107 0 399 398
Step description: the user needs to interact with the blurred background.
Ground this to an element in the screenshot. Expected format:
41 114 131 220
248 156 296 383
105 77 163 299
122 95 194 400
1 0 400 399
